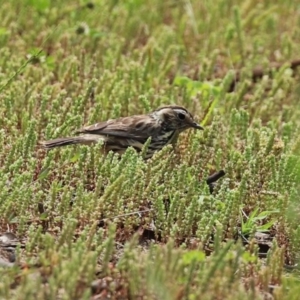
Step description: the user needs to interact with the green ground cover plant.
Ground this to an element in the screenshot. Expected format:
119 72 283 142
0 0 300 299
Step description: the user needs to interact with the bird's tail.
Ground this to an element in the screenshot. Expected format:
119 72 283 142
39 135 100 150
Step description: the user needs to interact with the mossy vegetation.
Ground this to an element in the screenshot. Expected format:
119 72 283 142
0 0 300 299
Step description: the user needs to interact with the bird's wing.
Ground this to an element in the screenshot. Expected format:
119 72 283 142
76 115 157 141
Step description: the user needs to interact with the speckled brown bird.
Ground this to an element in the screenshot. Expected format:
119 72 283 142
40 105 203 159
0 232 17 268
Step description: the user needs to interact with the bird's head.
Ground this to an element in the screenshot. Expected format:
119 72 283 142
152 105 203 132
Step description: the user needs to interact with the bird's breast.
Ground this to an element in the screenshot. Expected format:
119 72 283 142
156 129 176 142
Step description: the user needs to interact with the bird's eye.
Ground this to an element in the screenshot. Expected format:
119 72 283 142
178 113 185 120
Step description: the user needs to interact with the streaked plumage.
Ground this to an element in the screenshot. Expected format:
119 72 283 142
40 105 203 159
0 232 17 268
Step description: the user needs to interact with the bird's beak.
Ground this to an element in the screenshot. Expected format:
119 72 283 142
192 122 204 130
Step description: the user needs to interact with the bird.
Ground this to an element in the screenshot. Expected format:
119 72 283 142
0 232 18 268
39 105 203 159
0 247 15 268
